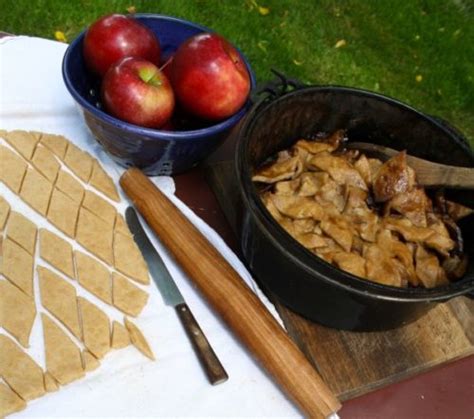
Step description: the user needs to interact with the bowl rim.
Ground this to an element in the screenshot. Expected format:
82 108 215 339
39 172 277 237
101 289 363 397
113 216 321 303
62 13 257 141
236 84 474 303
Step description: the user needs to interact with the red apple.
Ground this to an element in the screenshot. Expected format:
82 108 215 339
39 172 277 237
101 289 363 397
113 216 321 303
83 14 160 76
101 57 174 128
169 33 251 121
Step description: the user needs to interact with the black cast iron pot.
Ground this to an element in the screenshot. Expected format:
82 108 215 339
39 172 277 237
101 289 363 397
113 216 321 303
235 80 474 331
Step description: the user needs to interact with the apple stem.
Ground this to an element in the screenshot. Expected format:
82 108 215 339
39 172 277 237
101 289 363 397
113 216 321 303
159 56 173 72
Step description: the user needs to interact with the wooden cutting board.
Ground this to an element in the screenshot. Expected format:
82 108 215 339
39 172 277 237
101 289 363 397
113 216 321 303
205 160 474 401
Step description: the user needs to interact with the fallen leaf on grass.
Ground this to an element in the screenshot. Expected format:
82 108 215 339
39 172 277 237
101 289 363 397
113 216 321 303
335 39 347 48
126 6 136 14
246 0 270 15
54 31 67 43
257 40 268 53
293 59 304 66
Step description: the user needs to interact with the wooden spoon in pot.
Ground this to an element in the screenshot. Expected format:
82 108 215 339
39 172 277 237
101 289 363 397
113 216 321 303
347 142 474 189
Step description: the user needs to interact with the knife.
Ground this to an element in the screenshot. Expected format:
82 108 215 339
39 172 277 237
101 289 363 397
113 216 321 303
125 206 228 385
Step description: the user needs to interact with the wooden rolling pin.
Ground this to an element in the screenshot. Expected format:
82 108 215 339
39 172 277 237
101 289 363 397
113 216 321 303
120 168 341 419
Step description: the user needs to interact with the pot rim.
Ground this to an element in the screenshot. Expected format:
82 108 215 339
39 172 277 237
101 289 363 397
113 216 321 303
236 84 474 303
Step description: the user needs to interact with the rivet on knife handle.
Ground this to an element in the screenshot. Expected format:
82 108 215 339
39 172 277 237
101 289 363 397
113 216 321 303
176 303 228 385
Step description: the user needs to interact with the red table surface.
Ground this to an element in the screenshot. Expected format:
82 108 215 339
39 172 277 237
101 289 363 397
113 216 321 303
174 162 474 419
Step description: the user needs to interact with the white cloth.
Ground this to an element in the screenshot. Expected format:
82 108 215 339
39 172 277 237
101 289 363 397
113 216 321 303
0 36 315 418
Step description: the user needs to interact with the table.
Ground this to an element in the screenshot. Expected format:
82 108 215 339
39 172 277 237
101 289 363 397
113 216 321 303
2 31 472 419
173 132 474 418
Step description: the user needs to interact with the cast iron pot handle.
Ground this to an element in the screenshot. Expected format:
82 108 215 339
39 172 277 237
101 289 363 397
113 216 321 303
428 115 473 153
250 69 306 109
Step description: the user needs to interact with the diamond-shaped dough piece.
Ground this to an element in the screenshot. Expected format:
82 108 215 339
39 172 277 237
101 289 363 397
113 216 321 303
20 167 53 216
6 211 37 254
124 317 154 360
1 238 34 296
78 297 111 359
89 160 120 202
63 143 93 183
39 229 75 279
31 144 60 181
0 334 46 400
0 280 36 347
113 272 149 317
114 232 150 285
41 314 84 385
40 133 69 160
76 207 113 264
115 213 132 237
0 382 27 417
38 266 81 339
3 130 39 159
111 321 131 349
75 251 112 304
47 188 80 238
56 170 85 203
0 195 10 231
82 350 100 372
82 190 116 227
44 371 60 392
0 145 28 193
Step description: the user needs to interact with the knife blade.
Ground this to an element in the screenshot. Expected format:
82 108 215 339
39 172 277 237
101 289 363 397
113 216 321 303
125 206 228 385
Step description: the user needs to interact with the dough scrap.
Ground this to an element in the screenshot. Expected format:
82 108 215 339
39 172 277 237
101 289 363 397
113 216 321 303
124 317 155 360
47 187 80 238
76 207 113 265
39 229 75 279
38 266 82 339
0 145 27 193
0 382 27 417
31 144 60 182
89 160 120 202
63 143 93 183
1 238 34 296
81 350 100 372
113 272 149 317
3 130 39 160
82 189 116 227
114 232 150 285
111 320 131 349
20 167 53 216
40 133 69 160
0 279 37 348
0 334 46 400
6 210 37 254
55 169 85 203
75 251 112 304
41 313 84 385
0 195 11 231
43 371 60 392
78 297 111 359
114 213 132 236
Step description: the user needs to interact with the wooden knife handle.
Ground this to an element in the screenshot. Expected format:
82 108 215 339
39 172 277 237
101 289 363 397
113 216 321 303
120 168 341 419
175 302 229 385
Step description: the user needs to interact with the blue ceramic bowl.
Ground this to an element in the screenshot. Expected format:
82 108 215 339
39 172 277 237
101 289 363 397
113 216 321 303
62 14 256 175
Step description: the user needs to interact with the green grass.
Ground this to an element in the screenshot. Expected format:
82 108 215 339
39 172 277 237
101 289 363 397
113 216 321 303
1 0 473 146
